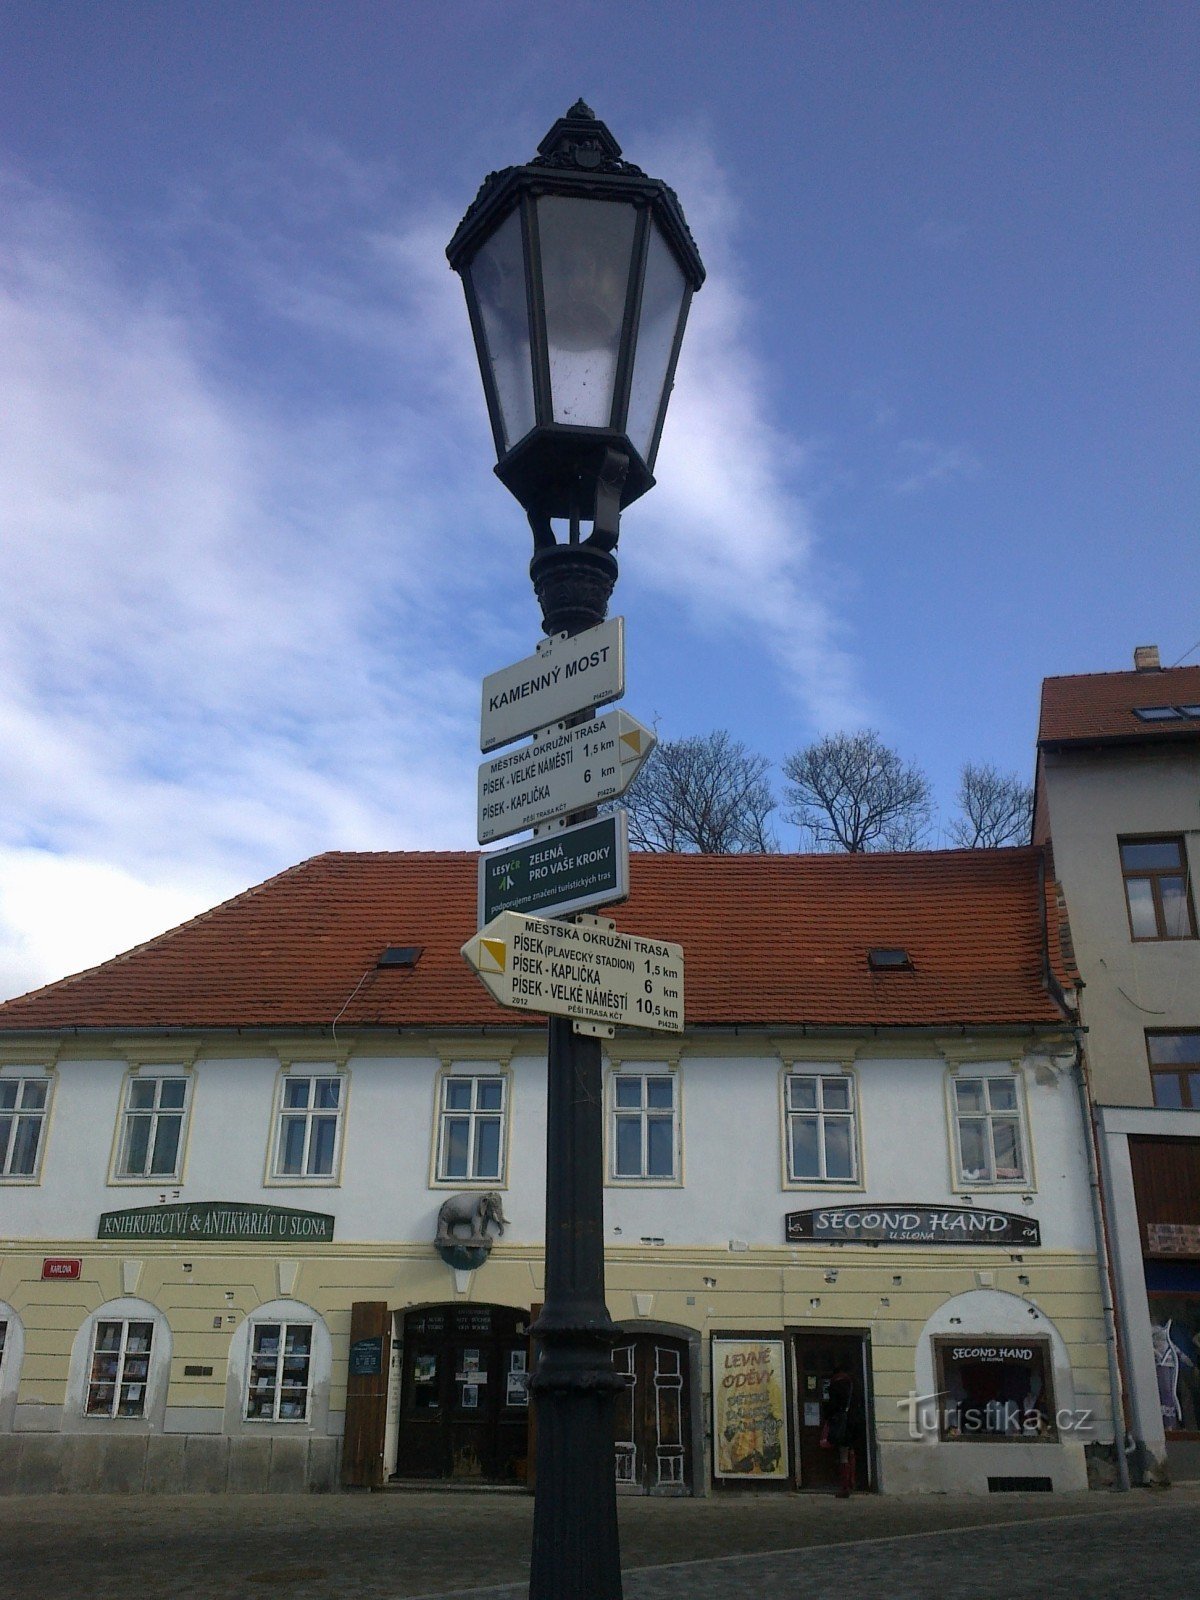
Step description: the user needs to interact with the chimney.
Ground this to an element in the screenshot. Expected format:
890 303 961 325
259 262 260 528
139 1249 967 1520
1134 644 1161 672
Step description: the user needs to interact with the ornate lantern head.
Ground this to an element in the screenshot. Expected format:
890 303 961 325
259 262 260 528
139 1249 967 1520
447 102 705 536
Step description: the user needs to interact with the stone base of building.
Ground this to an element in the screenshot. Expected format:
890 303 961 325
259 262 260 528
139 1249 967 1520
0 1433 341 1494
877 1440 1089 1494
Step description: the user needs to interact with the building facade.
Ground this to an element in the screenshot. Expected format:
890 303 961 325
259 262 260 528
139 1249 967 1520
0 849 1116 1494
1034 648 1200 1482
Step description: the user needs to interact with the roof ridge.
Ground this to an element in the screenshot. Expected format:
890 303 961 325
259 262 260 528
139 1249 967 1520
1042 664 1200 684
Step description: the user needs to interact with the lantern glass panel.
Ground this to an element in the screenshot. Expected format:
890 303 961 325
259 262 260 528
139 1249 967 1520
537 195 637 429
626 219 688 462
467 207 535 450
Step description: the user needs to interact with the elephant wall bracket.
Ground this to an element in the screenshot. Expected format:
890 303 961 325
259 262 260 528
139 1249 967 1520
434 1191 508 1271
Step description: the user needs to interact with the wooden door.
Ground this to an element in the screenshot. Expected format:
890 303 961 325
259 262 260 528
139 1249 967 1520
395 1305 530 1482
612 1334 691 1494
341 1301 391 1487
791 1331 870 1492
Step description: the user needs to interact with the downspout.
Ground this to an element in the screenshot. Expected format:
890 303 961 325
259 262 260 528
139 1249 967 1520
1038 850 1131 1491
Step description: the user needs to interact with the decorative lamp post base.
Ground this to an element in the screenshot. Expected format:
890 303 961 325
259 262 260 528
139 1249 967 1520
530 542 619 639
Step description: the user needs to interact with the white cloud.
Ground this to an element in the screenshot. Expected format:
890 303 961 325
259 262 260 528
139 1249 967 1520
0 135 865 998
0 848 228 1002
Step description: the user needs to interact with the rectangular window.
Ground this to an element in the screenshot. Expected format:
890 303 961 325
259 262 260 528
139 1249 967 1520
85 1319 154 1418
116 1076 189 1179
1148 1033 1200 1109
786 1073 858 1183
0 1077 50 1177
934 1339 1056 1441
1120 838 1196 941
436 1075 506 1182
954 1075 1027 1185
273 1075 344 1178
246 1322 312 1421
612 1073 677 1180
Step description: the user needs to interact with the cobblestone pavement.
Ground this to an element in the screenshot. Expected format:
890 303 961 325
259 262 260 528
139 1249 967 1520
1 1485 1197 1600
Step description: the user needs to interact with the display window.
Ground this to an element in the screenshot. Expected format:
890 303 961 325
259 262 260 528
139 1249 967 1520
85 1319 154 1418
933 1338 1055 1441
1147 1294 1200 1435
245 1321 313 1422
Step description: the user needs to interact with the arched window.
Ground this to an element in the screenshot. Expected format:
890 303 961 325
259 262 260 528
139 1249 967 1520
224 1299 332 1437
66 1299 172 1432
0 1301 25 1433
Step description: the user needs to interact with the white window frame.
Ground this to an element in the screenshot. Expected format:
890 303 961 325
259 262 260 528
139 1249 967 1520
609 1069 680 1184
269 1070 347 1184
244 1320 314 1423
784 1070 859 1185
84 1318 155 1419
111 1070 192 1183
950 1067 1030 1189
0 1073 52 1182
434 1070 509 1186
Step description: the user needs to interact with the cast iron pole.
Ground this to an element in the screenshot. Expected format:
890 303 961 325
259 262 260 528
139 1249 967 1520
527 538 624 1600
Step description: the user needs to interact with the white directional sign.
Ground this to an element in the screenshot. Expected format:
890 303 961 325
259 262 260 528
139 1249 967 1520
480 617 625 753
476 710 655 844
462 911 685 1034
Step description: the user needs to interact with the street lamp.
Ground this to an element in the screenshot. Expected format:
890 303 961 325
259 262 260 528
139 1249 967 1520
449 103 703 1600
448 99 704 635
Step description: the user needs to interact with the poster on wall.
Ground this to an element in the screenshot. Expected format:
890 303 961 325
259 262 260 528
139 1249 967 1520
711 1337 790 1481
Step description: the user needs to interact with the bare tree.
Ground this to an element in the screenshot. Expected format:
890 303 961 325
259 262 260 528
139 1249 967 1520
621 730 778 853
948 763 1033 847
782 730 933 852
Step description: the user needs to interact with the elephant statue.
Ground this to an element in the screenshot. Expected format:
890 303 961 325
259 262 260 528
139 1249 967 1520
435 1191 508 1249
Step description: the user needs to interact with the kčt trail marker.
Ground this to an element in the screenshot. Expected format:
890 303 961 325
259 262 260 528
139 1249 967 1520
462 911 684 1034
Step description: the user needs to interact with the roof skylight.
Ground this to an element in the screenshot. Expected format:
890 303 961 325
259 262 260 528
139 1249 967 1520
377 946 424 968
1134 706 1185 722
868 947 912 971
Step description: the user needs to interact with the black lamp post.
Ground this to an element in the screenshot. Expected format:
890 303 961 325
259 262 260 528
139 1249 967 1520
448 103 703 1600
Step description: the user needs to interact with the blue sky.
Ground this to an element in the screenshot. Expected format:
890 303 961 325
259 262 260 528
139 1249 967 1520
0 1 1196 998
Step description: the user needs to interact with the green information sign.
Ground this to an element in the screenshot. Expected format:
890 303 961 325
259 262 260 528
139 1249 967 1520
350 1337 384 1376
477 811 629 924
97 1201 335 1243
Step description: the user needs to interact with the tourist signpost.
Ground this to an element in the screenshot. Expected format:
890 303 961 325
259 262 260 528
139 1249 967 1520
479 617 624 752
463 911 684 1034
476 709 654 844
470 609 682 1035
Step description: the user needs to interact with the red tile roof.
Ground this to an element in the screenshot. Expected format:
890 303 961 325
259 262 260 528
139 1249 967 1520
0 848 1070 1033
1038 665 1200 747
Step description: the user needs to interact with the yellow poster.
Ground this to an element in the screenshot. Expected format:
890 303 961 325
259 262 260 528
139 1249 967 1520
712 1337 789 1480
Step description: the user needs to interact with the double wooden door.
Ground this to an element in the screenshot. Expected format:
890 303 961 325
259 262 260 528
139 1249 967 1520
395 1304 531 1483
612 1333 691 1494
